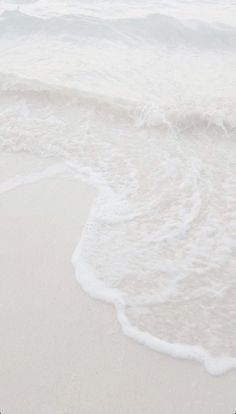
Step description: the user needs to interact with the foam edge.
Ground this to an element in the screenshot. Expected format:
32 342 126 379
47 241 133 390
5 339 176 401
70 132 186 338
73 251 236 376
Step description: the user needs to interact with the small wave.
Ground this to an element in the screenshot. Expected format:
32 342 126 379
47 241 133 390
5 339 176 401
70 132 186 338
0 72 236 135
0 4 236 374
1 9 236 49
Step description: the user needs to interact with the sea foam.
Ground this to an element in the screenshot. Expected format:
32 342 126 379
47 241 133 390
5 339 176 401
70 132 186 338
0 0 236 374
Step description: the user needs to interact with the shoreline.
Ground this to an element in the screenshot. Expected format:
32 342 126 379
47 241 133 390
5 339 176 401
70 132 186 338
0 153 235 413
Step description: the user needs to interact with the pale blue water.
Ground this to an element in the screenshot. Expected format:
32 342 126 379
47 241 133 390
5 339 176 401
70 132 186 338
0 0 236 374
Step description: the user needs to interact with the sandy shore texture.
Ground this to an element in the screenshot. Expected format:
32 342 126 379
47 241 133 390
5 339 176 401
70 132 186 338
0 153 235 414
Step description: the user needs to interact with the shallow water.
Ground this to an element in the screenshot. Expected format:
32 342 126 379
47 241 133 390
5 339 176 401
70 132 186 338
0 0 236 374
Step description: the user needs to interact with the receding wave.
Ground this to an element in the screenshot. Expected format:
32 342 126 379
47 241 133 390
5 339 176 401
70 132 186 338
1 1 236 375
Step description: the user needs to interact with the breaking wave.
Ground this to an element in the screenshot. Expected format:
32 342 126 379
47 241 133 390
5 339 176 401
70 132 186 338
0 0 236 374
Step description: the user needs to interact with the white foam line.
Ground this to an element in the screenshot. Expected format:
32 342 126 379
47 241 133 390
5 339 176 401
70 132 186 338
117 307 236 376
73 251 236 376
0 162 68 194
1 160 235 375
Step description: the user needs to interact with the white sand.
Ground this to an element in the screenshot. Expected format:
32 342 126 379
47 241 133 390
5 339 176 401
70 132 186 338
0 154 235 414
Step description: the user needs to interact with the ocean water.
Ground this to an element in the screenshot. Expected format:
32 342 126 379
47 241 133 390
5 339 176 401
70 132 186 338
0 0 236 375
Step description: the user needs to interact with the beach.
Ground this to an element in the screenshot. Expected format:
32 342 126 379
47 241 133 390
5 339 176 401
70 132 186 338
1 0 236 409
0 153 235 413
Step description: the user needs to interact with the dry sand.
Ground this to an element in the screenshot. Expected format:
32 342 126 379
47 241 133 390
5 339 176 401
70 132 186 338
0 153 235 414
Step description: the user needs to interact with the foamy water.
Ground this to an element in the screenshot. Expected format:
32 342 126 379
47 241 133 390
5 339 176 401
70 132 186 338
0 0 236 375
